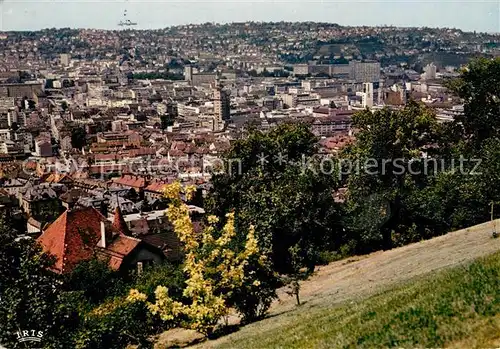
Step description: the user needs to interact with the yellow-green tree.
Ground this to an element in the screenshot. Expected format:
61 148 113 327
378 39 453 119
128 182 273 334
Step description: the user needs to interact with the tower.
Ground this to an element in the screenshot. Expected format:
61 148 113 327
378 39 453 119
423 63 437 80
362 82 374 108
60 53 71 67
184 65 193 83
213 77 230 131
377 80 384 105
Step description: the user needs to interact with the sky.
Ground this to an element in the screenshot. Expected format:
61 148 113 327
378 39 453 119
0 0 499 33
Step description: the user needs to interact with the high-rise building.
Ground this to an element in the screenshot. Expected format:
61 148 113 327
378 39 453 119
213 78 230 130
362 82 374 108
423 63 437 80
60 53 71 67
377 81 384 105
184 65 193 82
350 61 381 83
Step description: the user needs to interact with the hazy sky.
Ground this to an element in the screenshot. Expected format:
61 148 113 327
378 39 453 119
0 0 499 33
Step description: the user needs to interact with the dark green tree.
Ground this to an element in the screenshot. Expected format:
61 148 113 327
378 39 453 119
63 258 125 304
446 57 500 152
206 123 342 274
61 101 69 112
0 216 79 348
160 114 175 129
344 101 442 251
71 127 87 149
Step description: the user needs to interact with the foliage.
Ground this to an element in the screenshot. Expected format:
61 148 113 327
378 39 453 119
61 101 69 112
133 262 186 301
129 182 275 334
74 297 161 349
206 123 342 274
71 126 87 150
63 258 126 304
131 71 184 81
0 217 79 348
446 57 500 151
343 101 443 251
160 114 175 129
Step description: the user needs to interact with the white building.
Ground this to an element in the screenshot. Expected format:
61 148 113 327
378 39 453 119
423 63 437 80
60 53 71 67
362 83 374 108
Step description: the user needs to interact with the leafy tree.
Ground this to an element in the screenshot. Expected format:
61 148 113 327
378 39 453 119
63 258 126 304
71 127 87 149
160 114 175 129
74 297 160 349
61 100 69 112
133 262 186 300
344 101 442 251
27 99 36 110
0 216 79 348
130 182 276 334
206 123 342 273
343 60 500 252
446 57 500 151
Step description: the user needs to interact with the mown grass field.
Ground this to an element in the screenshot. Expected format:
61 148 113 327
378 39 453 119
205 251 500 349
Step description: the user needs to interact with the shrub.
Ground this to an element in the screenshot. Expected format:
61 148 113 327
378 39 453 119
63 258 126 303
129 182 276 335
133 262 186 301
74 297 163 349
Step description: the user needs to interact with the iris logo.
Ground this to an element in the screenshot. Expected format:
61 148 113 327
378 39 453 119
15 330 43 343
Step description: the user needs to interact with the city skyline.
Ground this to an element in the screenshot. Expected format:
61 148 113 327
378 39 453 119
0 0 499 33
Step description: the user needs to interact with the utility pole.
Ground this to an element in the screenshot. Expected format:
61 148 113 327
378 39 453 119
492 201 498 238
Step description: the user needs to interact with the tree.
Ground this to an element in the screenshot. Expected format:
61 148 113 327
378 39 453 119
63 258 125 304
27 99 36 110
71 127 87 150
74 297 159 349
0 216 79 348
129 182 276 334
10 122 19 131
160 114 175 130
206 123 342 274
446 57 500 151
61 101 69 112
343 101 442 251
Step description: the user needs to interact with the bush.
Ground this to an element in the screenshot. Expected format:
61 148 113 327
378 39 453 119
133 262 186 301
75 298 163 349
316 250 342 265
63 258 126 303
131 183 277 335
231 277 277 323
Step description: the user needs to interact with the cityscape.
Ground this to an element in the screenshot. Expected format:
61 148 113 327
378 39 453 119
1 4 500 349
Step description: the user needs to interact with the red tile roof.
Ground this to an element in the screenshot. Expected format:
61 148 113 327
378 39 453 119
98 235 141 270
113 207 130 236
145 181 170 194
112 174 147 189
105 235 140 256
44 173 73 184
37 207 110 274
38 206 146 273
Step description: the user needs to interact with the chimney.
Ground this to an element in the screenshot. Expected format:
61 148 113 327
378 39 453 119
99 221 106 248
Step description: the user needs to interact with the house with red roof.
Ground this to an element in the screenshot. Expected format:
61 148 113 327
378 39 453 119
37 206 164 274
111 174 148 194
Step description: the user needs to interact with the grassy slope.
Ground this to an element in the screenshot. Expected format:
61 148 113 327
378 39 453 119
210 251 500 349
